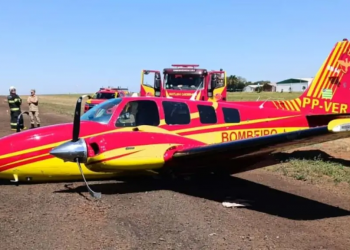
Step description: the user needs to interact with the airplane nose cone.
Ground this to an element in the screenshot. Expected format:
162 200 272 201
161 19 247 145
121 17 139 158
50 138 87 163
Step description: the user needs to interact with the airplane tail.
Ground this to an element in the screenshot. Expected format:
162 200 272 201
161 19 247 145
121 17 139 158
274 39 350 115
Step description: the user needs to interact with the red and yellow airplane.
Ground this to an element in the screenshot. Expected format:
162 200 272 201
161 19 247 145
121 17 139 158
1 38 350 199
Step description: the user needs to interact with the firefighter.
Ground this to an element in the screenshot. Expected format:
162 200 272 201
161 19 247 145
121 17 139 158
7 86 26 131
27 89 40 128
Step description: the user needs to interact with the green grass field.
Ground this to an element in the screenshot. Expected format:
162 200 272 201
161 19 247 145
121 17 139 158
13 91 350 187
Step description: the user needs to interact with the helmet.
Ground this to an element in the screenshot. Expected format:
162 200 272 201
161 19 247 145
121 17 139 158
9 86 16 92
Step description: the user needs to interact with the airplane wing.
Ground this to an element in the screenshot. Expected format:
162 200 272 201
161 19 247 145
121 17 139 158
166 125 350 174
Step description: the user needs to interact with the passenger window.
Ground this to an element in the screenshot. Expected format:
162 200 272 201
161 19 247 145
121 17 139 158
222 107 240 123
197 105 217 124
116 100 160 127
162 101 190 125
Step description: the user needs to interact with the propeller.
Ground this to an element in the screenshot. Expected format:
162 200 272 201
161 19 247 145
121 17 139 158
50 95 101 199
72 96 82 142
16 111 29 132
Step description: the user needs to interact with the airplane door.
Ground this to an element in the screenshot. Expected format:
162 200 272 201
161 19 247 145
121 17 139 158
141 70 162 97
208 70 226 101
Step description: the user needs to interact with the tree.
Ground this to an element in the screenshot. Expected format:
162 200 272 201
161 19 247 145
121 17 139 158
226 75 247 91
225 75 273 92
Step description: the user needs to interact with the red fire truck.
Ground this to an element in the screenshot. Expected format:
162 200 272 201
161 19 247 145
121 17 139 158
140 64 226 101
84 86 129 113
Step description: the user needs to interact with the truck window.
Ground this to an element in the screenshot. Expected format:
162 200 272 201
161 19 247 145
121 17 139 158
95 92 116 99
222 107 240 123
116 100 160 127
197 105 217 124
162 101 191 125
164 74 204 90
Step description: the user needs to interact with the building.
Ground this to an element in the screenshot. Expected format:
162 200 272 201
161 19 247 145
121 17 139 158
242 85 259 92
276 78 313 92
242 82 276 92
263 82 276 92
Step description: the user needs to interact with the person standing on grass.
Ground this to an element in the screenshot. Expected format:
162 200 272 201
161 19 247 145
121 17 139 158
27 89 41 128
7 86 26 131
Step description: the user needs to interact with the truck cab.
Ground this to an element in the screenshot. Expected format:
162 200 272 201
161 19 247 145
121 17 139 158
140 64 227 102
84 86 130 113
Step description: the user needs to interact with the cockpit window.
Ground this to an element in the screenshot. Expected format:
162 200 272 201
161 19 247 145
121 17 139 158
164 74 204 90
95 92 116 99
81 98 122 124
115 100 160 127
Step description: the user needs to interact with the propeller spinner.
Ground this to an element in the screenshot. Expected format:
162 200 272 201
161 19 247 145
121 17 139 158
50 95 102 199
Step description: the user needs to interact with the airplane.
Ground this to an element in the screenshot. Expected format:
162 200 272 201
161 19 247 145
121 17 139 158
1 38 350 199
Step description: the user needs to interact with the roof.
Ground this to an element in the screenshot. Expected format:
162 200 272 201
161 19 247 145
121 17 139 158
120 96 257 109
276 78 314 84
245 83 276 88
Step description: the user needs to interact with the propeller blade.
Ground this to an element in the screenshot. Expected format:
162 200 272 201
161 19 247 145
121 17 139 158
72 96 84 142
76 159 101 199
16 111 29 133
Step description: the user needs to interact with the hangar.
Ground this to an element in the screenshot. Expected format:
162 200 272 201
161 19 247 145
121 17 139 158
276 78 313 92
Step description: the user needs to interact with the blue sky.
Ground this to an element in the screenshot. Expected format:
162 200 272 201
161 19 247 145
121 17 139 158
1 0 349 95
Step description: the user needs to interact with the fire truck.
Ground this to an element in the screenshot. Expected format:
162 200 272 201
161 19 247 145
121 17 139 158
84 86 129 113
140 64 226 101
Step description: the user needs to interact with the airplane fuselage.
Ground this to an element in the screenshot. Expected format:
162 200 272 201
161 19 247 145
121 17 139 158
0 96 328 183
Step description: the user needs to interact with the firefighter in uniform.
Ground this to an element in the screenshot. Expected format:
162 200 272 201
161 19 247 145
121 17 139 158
27 89 40 128
7 86 26 131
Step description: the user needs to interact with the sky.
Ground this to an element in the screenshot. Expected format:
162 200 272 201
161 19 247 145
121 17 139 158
0 0 350 95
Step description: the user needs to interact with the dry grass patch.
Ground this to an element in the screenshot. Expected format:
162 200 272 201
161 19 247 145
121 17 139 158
267 156 350 187
22 94 87 116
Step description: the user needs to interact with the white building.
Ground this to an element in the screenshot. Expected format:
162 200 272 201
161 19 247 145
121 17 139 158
276 78 313 92
242 85 259 92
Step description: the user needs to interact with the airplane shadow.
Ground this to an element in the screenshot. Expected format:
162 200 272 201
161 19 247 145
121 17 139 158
54 174 350 221
273 149 350 167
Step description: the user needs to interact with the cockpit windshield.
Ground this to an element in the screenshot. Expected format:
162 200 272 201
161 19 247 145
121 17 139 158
164 73 204 90
81 98 122 124
94 92 116 99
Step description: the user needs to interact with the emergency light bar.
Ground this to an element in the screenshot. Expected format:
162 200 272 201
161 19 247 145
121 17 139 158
171 64 199 68
111 87 129 90
100 86 129 91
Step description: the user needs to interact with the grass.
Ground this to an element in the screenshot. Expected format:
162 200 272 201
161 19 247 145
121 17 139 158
267 156 350 186
21 94 89 117
226 91 302 101
4 90 349 188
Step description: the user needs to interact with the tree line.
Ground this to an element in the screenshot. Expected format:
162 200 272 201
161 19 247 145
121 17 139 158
226 75 271 92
